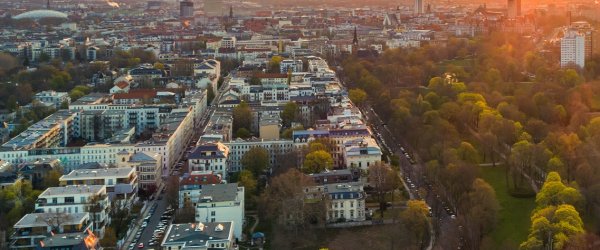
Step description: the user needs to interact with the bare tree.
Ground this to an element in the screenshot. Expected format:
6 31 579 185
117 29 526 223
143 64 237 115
368 162 400 218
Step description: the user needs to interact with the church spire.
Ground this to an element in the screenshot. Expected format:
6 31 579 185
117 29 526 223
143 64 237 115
229 5 233 19
352 26 358 45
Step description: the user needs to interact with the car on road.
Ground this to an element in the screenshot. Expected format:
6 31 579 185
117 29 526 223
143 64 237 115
138 243 144 248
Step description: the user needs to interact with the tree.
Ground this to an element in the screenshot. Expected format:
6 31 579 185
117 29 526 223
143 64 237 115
207 84 215 104
241 147 270 177
258 169 323 228
535 172 582 208
41 166 63 189
521 172 585 250
69 89 85 101
281 125 304 139
456 141 480 164
100 226 117 248
165 176 179 209
521 204 584 250
348 88 368 106
238 170 257 198
281 102 299 127
462 178 500 249
233 101 252 133
269 55 283 73
302 150 333 174
368 162 400 218
235 128 251 139
400 200 430 248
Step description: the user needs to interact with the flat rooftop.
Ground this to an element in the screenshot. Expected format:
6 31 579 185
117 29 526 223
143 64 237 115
162 222 232 247
199 183 240 203
39 185 105 197
60 167 134 180
14 213 88 228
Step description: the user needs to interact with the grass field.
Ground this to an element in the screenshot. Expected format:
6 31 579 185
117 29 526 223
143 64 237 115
479 165 536 247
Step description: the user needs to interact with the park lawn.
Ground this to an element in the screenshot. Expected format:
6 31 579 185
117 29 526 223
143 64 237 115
479 165 536 246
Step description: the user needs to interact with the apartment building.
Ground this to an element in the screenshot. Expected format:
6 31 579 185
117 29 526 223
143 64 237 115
343 137 382 171
117 151 162 190
33 91 71 109
161 222 235 250
35 185 110 237
195 184 244 240
2 110 79 151
305 182 366 223
59 167 137 206
11 213 93 249
179 171 223 208
225 138 294 172
188 143 230 178
561 29 586 68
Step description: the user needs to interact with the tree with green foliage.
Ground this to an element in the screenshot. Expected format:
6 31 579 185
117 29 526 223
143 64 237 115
535 172 582 208
233 101 252 133
281 102 299 127
241 147 270 177
521 172 584 250
281 125 304 139
520 204 584 250
348 88 368 106
238 170 257 198
235 128 251 139
269 56 283 73
400 200 430 248
302 150 333 174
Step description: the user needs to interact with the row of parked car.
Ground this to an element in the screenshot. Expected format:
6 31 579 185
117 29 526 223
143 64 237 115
147 207 175 246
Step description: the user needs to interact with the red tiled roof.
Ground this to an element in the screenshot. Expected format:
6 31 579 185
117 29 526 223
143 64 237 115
115 81 129 89
180 173 222 185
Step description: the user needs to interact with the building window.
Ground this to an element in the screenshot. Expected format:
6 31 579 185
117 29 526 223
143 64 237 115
211 211 216 216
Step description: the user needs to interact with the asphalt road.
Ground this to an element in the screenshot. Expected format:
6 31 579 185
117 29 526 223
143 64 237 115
134 196 169 249
122 76 231 250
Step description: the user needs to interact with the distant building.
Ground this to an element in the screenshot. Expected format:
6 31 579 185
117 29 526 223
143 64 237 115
33 91 70 109
180 0 194 18
161 222 236 249
507 0 521 19
280 59 303 73
195 183 244 240
259 114 280 140
414 0 424 15
570 21 595 59
86 46 99 61
561 30 586 68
